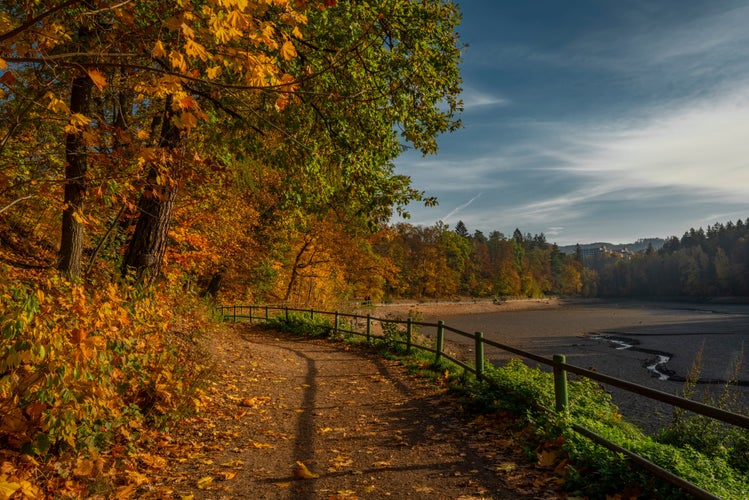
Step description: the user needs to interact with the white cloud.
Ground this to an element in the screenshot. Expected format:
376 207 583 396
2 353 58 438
559 81 749 201
460 86 509 109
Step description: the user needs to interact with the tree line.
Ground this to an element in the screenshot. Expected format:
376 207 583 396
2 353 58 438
362 221 597 302
595 219 749 298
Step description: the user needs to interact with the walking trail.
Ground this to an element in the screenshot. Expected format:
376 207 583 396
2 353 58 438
155 323 566 499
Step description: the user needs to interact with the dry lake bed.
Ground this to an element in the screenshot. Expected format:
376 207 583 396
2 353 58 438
374 299 749 433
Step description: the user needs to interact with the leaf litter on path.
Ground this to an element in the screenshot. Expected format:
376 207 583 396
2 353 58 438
148 324 566 499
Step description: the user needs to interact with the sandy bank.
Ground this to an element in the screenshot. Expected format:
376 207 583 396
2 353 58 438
374 297 569 318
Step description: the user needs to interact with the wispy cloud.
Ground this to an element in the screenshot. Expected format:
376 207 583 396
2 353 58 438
554 81 749 201
441 192 483 221
460 86 509 109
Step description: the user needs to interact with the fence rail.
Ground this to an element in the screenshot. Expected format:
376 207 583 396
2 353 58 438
220 304 749 499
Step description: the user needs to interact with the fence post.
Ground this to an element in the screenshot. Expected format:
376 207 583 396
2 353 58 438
334 311 339 336
553 354 568 412
285 305 289 323
406 317 412 353
436 320 445 363
475 331 484 380
265 305 269 320
249 305 253 324
233 305 236 322
366 314 371 344
310 308 314 320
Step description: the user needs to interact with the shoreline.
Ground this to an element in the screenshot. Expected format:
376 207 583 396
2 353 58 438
373 297 571 317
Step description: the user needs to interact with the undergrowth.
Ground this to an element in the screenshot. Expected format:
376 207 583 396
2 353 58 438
0 270 212 496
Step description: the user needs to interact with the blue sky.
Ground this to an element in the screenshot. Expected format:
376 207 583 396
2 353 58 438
394 0 749 246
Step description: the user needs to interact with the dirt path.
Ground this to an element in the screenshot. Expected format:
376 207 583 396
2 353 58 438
158 324 564 499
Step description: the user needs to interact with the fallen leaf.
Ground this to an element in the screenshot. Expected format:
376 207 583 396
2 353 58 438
196 476 213 489
250 441 272 449
496 461 516 472
0 479 21 500
293 461 319 479
113 484 137 499
537 449 557 468
73 458 94 477
240 396 270 408
219 471 238 481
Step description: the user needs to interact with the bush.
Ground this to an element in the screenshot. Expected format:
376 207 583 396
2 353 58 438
0 277 208 455
262 311 334 338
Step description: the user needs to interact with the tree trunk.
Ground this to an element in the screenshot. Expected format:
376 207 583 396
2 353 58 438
57 74 92 278
121 97 181 285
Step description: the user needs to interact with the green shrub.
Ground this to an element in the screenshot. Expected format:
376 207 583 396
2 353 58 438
263 312 334 338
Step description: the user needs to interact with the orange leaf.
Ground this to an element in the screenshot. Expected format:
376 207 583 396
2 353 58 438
537 449 557 468
87 69 107 90
293 461 319 479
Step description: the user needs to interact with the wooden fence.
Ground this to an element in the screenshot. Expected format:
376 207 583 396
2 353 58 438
220 304 749 499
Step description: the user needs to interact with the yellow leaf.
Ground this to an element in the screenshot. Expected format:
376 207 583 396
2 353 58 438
0 479 21 500
18 480 40 498
70 113 90 127
152 40 166 58
45 92 69 113
220 460 244 467
87 69 107 90
226 10 247 29
250 441 272 449
196 476 213 489
206 66 222 79
181 496 194 500
293 461 319 479
185 39 209 61
496 461 516 472
114 484 137 499
281 40 297 61
219 471 237 481
169 50 187 72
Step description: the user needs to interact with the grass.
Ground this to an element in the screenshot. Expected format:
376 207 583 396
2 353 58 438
254 309 749 499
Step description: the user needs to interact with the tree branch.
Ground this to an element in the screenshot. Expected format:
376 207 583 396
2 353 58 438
0 0 82 43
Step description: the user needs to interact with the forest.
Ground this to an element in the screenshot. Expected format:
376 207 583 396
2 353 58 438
594 219 749 298
0 0 466 495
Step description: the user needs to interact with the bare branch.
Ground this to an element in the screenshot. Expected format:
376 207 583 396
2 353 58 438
0 195 33 214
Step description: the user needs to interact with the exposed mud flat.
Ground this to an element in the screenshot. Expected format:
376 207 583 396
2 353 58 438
374 299 749 434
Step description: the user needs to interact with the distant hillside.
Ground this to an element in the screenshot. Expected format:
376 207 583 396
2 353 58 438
558 238 665 255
